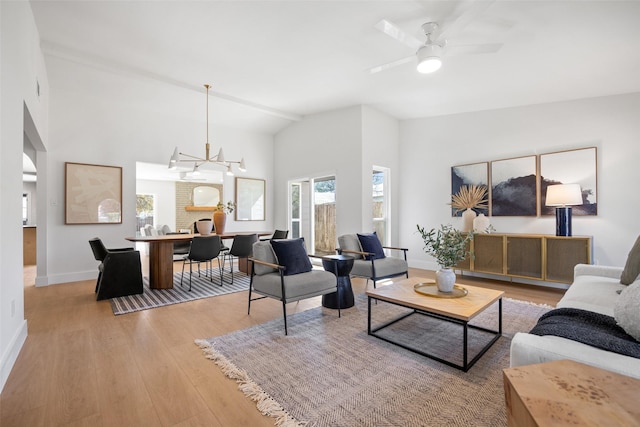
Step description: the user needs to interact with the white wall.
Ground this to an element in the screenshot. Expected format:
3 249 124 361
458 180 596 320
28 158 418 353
361 106 400 245
274 106 364 240
0 1 49 392
400 93 640 270
39 55 274 286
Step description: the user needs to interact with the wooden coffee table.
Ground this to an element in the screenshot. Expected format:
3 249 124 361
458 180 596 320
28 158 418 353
366 277 504 372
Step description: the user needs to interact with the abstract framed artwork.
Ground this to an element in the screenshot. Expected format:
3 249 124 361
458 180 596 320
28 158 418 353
540 147 597 215
451 162 489 216
490 155 537 216
65 162 122 224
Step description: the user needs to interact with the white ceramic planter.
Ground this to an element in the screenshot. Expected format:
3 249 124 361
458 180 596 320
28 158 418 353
196 219 213 235
435 268 456 293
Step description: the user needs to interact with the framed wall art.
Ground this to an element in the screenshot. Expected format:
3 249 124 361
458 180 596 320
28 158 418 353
235 177 265 221
540 147 597 215
65 162 122 224
490 155 537 216
451 162 489 216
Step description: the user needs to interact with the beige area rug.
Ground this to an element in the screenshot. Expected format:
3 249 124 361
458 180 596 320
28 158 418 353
196 293 551 426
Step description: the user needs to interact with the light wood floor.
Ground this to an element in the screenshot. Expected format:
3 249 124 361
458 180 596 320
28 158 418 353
1 262 564 427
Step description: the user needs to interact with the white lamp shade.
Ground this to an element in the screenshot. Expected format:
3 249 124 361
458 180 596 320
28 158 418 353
416 44 443 74
545 184 583 206
168 147 179 169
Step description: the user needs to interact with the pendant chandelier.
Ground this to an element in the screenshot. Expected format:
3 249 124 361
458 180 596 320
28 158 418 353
168 84 246 176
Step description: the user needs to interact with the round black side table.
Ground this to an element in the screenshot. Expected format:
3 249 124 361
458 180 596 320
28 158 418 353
321 254 355 309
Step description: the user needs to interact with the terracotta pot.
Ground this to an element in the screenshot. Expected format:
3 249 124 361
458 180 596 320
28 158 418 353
213 211 226 235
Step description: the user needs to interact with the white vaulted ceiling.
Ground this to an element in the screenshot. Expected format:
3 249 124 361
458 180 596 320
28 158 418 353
31 0 640 134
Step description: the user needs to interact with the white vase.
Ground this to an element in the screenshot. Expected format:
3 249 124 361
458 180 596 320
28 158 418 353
461 208 476 232
473 213 490 233
435 268 456 293
196 220 213 235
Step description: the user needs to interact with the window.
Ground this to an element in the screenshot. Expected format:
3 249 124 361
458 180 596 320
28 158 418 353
136 194 155 232
372 168 389 246
290 183 301 239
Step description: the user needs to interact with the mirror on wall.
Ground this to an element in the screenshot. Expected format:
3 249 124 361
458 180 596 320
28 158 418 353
193 186 220 206
235 177 265 221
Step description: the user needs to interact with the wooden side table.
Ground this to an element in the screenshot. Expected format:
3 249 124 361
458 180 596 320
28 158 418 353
503 360 640 426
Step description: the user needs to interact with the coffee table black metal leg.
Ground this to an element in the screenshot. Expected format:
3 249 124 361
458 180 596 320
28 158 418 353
367 296 372 334
499 297 503 334
463 322 468 371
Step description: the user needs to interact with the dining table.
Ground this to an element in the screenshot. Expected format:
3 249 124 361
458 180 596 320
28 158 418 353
126 231 272 289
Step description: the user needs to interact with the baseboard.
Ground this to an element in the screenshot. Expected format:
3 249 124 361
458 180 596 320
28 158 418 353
0 319 28 393
35 270 96 287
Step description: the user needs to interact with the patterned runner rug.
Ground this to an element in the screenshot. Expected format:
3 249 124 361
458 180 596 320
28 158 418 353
110 268 249 315
196 293 551 426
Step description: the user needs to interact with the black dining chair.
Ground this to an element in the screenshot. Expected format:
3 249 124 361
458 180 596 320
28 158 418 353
180 235 224 290
260 229 289 241
88 238 143 300
225 233 259 284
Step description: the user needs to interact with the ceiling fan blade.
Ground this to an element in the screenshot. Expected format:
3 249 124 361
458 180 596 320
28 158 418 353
445 43 503 56
368 55 415 74
436 0 496 42
374 19 423 51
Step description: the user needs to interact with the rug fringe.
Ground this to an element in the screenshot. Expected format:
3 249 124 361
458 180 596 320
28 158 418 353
195 339 306 427
504 297 554 309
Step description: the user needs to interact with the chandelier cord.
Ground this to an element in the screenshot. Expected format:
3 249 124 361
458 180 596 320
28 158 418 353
205 84 211 161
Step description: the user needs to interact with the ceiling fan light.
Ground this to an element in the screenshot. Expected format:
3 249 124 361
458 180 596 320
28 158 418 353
416 44 443 74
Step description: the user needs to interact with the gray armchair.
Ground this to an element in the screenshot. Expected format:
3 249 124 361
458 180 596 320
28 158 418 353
337 234 408 288
248 240 340 335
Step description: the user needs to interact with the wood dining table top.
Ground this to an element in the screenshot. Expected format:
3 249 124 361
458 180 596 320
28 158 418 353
126 231 272 243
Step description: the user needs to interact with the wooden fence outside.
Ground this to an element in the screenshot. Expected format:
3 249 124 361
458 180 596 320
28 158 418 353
314 201 385 253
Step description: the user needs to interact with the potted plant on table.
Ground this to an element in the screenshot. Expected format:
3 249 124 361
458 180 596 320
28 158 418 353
213 200 235 235
416 224 473 292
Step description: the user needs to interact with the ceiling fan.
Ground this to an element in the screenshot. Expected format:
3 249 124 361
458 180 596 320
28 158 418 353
370 0 510 74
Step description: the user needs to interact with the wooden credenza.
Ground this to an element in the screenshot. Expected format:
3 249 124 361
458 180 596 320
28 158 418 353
456 233 591 284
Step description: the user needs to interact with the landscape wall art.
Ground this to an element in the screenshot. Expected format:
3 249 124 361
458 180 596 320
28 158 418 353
451 162 489 217
490 155 538 216
539 147 597 215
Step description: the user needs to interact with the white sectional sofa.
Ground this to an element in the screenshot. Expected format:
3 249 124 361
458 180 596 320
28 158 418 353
510 264 640 379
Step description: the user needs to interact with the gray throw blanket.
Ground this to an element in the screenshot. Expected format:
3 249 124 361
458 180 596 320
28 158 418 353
529 308 640 359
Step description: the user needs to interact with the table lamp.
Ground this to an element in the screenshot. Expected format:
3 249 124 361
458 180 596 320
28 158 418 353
545 184 583 236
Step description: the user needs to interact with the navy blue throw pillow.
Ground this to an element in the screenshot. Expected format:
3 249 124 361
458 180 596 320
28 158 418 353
357 232 386 260
270 238 313 276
